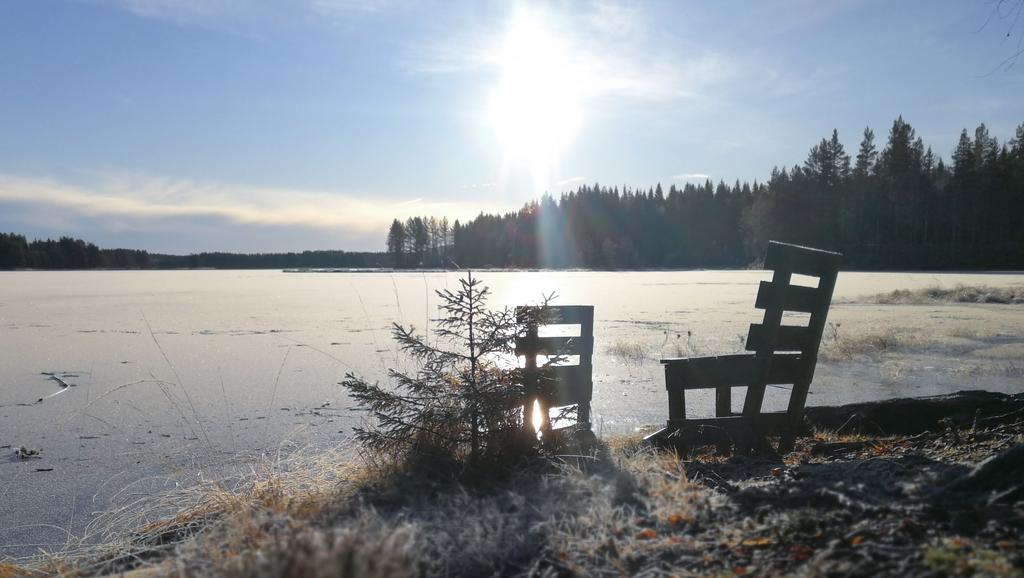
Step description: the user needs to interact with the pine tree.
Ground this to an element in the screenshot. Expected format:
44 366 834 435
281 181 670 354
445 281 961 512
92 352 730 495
854 127 877 178
340 272 529 465
386 219 406 268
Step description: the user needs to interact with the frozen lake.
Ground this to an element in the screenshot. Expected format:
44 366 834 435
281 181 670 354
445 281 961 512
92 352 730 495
2 269 1024 556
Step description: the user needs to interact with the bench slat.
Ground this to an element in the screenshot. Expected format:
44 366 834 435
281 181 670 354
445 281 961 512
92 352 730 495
754 281 821 313
516 305 594 325
516 335 594 356
765 241 842 277
662 353 802 389
745 324 811 352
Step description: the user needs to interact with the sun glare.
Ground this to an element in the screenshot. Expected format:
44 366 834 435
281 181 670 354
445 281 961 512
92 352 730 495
532 398 545 435
487 7 582 175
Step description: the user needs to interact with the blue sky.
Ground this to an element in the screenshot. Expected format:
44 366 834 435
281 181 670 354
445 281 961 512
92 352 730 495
1 0 1022 253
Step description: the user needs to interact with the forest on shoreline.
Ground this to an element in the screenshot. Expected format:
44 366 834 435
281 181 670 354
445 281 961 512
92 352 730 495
389 117 1024 270
0 234 383 270
3 117 1023 271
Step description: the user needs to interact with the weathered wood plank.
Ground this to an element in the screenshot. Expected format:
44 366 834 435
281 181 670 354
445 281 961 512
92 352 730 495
765 241 842 277
745 324 811 352
515 335 594 356
754 281 820 313
661 353 801 389
516 305 594 326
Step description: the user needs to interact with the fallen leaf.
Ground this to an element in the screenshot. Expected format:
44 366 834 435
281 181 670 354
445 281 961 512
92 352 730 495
636 528 658 540
667 514 687 526
851 535 865 546
771 467 783 477
790 545 814 561
996 540 1013 551
741 537 774 547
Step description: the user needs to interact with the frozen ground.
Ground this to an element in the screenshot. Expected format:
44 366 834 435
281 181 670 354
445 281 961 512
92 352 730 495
1 269 1023 557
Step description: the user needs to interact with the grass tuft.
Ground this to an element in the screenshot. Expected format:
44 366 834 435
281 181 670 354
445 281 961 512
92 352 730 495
607 340 649 365
818 324 924 362
867 285 1024 305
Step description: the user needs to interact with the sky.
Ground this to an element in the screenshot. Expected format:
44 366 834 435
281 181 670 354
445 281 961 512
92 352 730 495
1 0 1022 253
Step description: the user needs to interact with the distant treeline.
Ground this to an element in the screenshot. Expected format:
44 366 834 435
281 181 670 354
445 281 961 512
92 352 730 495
6 116 1023 272
389 117 1024 270
149 251 385 269
0 233 385 270
0 233 152 269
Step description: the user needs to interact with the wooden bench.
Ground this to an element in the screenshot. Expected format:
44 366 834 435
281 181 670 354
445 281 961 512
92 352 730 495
515 305 594 435
645 241 842 453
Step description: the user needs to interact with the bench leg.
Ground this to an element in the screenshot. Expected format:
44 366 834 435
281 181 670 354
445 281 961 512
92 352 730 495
713 387 731 453
778 377 812 453
715 386 731 417
577 402 591 431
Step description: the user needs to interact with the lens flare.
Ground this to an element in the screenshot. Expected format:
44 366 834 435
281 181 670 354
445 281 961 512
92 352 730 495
487 5 582 189
532 398 545 436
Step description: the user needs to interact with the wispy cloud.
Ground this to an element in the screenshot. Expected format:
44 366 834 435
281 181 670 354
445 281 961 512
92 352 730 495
0 172 508 241
588 0 641 39
312 0 392 15
104 0 254 25
673 173 710 181
556 176 587 187
406 1 734 103
102 0 390 27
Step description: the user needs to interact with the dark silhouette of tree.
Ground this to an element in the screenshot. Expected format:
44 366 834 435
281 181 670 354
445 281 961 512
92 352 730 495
0 233 155 269
6 116 1023 273
339 272 528 465
387 218 407 267
391 117 1024 271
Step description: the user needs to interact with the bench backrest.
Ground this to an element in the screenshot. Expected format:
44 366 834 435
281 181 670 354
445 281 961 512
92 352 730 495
743 241 842 415
515 305 594 414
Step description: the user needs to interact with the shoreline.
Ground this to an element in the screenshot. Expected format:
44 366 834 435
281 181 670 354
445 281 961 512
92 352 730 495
4 391 1023 577
4 266 1024 274
3 272 1023 563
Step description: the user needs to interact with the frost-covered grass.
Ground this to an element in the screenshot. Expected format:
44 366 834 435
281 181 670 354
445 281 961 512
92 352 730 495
2 440 712 578
868 285 1024 305
5 421 1023 578
818 324 927 362
606 339 649 365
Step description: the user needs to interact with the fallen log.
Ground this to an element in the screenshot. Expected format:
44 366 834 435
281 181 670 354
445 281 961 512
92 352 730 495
803 390 1024 436
941 443 1024 505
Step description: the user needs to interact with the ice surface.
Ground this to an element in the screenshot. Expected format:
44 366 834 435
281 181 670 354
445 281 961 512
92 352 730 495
1 269 1022 556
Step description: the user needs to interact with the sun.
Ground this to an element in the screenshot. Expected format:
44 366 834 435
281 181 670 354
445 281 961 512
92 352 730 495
487 6 582 176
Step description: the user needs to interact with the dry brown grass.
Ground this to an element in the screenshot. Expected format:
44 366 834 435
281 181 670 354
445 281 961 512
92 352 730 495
5 439 717 578
0 562 42 578
8 427 1022 578
866 285 1024 305
818 325 926 362
606 339 649 365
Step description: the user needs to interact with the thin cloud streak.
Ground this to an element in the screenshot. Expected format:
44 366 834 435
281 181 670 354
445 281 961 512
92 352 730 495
0 173 507 237
405 1 735 103
557 176 587 186
673 173 711 181
102 0 390 26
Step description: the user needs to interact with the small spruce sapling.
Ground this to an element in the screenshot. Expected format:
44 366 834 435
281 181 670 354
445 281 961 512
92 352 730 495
341 272 543 465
